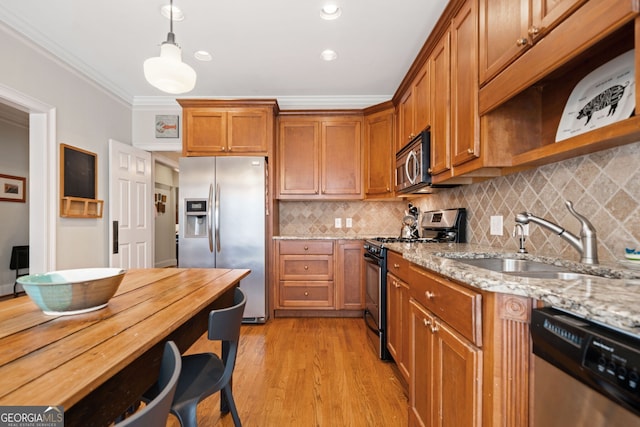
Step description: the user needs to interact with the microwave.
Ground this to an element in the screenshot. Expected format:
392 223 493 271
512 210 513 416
395 127 456 194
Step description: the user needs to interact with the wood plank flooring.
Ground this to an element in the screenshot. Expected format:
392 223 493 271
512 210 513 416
167 317 408 426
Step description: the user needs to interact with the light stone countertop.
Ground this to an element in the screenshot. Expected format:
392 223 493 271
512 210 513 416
273 235 378 240
384 242 640 337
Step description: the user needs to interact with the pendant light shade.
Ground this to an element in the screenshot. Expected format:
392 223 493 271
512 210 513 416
144 1 196 94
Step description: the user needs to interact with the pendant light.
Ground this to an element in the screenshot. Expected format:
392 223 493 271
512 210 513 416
144 0 196 94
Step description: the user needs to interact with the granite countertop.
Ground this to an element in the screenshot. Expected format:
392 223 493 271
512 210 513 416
384 242 640 337
273 235 377 240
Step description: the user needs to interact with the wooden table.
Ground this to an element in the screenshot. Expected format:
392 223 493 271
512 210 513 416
0 267 250 426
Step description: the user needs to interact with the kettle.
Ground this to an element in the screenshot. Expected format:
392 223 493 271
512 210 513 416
401 215 418 239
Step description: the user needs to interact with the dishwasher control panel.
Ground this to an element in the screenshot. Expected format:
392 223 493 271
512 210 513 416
532 307 640 416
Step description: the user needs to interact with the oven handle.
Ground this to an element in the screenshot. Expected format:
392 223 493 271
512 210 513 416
363 309 380 334
363 252 382 265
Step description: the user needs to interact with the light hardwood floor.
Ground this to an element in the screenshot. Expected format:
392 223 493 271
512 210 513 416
167 317 408 426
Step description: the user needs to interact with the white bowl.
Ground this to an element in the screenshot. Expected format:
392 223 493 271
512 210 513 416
17 268 126 315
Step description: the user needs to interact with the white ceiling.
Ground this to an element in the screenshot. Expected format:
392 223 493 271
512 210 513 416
0 0 449 108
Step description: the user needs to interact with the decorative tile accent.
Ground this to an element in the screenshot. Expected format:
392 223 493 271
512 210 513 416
279 141 640 263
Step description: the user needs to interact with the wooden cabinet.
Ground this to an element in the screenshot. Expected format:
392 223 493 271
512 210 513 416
335 240 364 310
363 104 395 199
387 251 412 382
276 240 334 309
277 115 363 200
178 100 277 156
479 0 585 84
409 298 482 427
397 62 431 152
429 30 451 179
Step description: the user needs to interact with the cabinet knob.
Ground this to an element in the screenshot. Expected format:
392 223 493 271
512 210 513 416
430 324 439 334
528 26 540 36
467 148 474 154
304 265 309 270
393 263 400 269
516 38 528 47
304 246 309 251
304 291 309 296
394 281 400 288
221 147 226 151
386 187 390 192
427 168 432 174
425 291 435 300
423 318 431 327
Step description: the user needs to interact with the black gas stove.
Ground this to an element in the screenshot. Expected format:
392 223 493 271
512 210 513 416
363 208 466 360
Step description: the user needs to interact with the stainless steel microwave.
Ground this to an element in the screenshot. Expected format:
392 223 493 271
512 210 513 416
395 128 433 194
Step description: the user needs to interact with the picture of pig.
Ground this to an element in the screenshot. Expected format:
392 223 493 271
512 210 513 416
576 82 629 125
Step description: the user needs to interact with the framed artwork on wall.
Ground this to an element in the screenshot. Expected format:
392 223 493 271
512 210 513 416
155 115 179 138
0 174 26 203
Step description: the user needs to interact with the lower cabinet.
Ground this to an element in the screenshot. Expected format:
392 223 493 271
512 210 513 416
275 239 364 314
387 269 412 382
409 298 482 427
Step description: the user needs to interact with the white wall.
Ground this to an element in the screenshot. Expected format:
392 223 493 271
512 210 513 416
0 23 132 269
0 118 29 295
154 162 178 267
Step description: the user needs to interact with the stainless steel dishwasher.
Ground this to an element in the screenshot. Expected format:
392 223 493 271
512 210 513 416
531 307 640 426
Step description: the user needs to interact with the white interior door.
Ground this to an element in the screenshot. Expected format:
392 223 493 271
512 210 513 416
108 139 153 269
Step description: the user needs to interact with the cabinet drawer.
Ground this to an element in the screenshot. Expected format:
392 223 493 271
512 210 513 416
387 250 411 283
410 266 482 346
280 256 333 280
279 282 334 307
279 240 334 255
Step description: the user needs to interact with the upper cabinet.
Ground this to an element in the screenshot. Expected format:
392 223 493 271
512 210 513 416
364 104 395 199
178 99 278 156
429 32 451 179
277 114 363 200
398 63 431 152
479 0 585 85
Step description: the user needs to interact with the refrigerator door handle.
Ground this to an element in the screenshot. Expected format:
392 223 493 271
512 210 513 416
215 183 221 253
207 183 214 253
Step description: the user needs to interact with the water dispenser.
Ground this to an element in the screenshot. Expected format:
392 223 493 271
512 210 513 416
184 199 208 238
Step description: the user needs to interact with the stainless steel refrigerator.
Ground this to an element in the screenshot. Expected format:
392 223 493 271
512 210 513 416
178 156 267 323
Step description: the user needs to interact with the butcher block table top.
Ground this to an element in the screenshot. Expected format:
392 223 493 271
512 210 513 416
0 267 250 426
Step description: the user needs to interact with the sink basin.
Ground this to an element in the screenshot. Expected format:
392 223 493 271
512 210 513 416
508 271 595 280
453 257 566 273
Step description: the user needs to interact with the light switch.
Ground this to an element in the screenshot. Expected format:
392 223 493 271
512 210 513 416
346 218 352 228
490 215 503 236
335 218 342 228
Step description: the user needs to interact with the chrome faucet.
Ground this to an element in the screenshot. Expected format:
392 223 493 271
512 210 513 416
515 201 598 264
513 223 527 253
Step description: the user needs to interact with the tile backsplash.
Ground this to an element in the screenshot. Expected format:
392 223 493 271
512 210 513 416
279 140 640 263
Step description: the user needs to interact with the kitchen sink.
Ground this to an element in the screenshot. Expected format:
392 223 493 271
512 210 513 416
449 257 597 280
453 257 566 273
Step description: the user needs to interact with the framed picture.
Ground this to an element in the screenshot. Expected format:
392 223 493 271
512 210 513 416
155 115 179 138
0 174 26 203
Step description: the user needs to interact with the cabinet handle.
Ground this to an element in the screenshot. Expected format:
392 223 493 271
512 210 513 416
304 265 309 270
516 38 528 47
425 291 435 300
393 263 400 269
423 318 431 327
467 148 474 154
394 281 400 288
528 26 540 36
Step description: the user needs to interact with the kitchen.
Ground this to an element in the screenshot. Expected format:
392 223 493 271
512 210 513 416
1 0 640 426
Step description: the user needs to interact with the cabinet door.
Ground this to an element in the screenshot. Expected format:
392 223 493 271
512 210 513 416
398 89 415 150
278 120 320 196
321 120 362 197
183 109 227 153
409 299 435 427
364 110 394 198
336 241 363 310
531 0 585 40
413 62 431 138
478 0 530 84
432 319 482 427
227 109 268 153
451 0 480 168
429 31 451 177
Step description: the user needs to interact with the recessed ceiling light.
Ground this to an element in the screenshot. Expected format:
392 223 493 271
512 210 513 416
320 4 342 20
194 51 212 61
321 49 338 61
160 4 184 21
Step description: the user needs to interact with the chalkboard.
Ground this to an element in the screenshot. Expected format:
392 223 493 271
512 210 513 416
61 144 97 200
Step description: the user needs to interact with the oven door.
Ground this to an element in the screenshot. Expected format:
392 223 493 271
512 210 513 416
363 252 389 359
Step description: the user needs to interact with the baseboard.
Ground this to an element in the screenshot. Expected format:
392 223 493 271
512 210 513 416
154 259 177 268
0 282 16 297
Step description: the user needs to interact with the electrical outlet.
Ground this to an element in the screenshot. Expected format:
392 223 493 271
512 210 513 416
346 218 352 228
490 215 503 236
335 218 342 228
